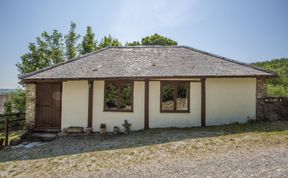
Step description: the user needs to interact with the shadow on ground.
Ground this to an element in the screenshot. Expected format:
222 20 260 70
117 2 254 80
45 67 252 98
0 121 287 163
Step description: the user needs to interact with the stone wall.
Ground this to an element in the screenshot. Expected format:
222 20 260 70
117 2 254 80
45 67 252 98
258 97 288 121
256 78 288 121
256 78 267 121
0 94 8 114
25 84 36 129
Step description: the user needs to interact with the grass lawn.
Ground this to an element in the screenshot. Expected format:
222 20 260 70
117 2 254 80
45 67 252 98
0 130 24 145
0 121 288 177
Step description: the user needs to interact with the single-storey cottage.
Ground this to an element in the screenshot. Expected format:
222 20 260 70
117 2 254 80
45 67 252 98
20 46 274 132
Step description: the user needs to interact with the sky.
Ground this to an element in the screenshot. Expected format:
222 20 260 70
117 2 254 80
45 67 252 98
0 0 287 88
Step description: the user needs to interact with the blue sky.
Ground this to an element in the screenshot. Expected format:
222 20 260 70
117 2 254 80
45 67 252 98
0 0 287 88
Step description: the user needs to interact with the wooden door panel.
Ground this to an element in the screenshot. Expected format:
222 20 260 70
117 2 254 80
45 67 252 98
51 84 61 127
36 107 51 127
36 83 61 129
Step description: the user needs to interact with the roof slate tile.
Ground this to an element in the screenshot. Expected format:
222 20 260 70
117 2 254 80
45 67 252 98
21 46 274 80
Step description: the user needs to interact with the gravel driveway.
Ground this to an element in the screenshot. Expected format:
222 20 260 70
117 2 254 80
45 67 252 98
1 122 288 177
91 147 288 178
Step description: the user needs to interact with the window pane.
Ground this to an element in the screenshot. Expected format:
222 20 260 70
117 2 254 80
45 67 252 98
176 84 189 111
119 83 133 110
162 84 174 110
105 83 118 110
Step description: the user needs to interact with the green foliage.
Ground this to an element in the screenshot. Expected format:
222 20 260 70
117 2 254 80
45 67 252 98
81 26 97 54
4 89 26 113
98 35 122 49
141 33 177 46
252 58 288 96
65 22 80 60
162 84 174 102
125 41 141 46
4 101 12 113
16 30 65 75
125 34 178 46
105 83 132 109
41 30 65 64
105 83 118 108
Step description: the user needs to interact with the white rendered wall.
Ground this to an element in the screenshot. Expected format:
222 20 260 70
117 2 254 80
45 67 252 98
206 78 256 125
61 81 89 129
60 78 257 131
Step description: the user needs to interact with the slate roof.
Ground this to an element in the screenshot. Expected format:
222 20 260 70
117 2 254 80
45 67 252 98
21 46 274 81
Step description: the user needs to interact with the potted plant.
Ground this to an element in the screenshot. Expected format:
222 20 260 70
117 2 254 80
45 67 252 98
113 126 120 134
99 123 106 135
85 127 92 135
122 120 131 134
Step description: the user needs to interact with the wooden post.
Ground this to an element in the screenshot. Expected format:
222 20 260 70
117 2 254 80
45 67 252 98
88 80 94 128
201 78 206 127
144 79 149 129
4 116 9 147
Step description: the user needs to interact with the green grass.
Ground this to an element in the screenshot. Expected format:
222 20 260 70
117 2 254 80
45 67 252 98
147 121 288 136
191 121 287 133
0 130 24 144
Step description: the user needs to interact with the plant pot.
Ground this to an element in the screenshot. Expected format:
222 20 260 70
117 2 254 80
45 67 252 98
113 127 120 134
100 128 106 135
85 127 92 135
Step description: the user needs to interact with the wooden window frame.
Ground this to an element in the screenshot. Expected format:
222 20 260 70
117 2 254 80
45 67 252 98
160 81 190 113
104 80 134 112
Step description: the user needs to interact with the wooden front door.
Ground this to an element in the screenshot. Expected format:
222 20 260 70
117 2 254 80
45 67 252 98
35 83 62 130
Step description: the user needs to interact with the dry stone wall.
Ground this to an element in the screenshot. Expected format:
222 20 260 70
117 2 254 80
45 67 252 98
25 84 36 129
258 97 288 121
256 78 288 121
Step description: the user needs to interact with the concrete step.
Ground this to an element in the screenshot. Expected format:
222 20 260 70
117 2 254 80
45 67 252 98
31 133 57 142
33 128 61 133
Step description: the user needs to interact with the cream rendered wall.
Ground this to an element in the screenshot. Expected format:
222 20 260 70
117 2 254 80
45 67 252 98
149 81 202 128
61 81 88 129
92 81 145 132
206 78 256 125
61 78 256 132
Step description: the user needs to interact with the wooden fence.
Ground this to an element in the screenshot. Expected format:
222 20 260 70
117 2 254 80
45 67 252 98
0 112 25 147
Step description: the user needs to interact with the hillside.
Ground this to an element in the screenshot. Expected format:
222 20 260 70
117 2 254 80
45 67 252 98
252 58 288 96
0 89 15 95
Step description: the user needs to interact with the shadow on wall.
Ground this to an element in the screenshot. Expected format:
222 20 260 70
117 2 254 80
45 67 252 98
0 121 288 163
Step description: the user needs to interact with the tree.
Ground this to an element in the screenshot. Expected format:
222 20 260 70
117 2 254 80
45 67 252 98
141 33 177 46
4 89 26 113
16 42 49 75
65 22 80 60
46 30 65 64
252 58 288 96
125 41 141 46
16 30 65 75
98 35 122 49
81 26 97 54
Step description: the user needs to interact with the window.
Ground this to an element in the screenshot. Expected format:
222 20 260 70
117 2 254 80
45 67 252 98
104 81 133 112
161 82 190 112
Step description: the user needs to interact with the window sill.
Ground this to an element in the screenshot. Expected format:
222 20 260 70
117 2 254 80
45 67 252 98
160 110 190 113
103 110 134 113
